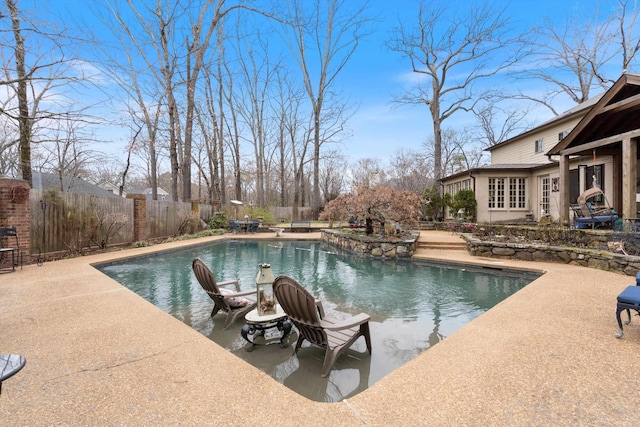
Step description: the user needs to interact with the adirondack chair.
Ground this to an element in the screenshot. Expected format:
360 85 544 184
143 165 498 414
192 258 257 330
273 275 372 377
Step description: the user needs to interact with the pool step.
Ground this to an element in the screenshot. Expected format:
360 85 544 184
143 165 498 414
416 240 467 251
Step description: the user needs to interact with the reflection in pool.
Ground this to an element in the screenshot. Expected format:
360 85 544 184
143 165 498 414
97 240 540 402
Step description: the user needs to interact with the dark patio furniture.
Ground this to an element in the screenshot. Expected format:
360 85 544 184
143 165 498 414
615 272 640 338
248 220 259 233
290 219 311 232
0 227 21 272
571 188 618 229
0 354 26 395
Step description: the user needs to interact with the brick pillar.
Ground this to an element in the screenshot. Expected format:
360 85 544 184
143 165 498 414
127 194 147 242
0 178 31 258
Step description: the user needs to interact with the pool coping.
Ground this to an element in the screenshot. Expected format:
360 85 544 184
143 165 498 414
1 231 639 425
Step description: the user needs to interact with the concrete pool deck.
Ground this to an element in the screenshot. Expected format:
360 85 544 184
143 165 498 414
1 230 639 425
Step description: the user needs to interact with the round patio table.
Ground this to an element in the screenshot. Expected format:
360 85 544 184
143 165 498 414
241 305 293 352
1 354 26 395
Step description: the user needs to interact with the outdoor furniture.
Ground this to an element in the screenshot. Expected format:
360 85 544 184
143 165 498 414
240 305 293 352
192 258 257 330
570 188 619 229
273 275 372 377
248 220 259 233
615 272 640 338
290 219 311 232
229 220 239 233
0 227 21 272
268 227 284 237
0 354 26 395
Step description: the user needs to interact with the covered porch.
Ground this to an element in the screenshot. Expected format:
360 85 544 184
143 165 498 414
550 74 640 225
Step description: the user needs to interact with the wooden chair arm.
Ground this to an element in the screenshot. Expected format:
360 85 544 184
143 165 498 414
320 313 370 331
218 280 240 292
206 288 256 298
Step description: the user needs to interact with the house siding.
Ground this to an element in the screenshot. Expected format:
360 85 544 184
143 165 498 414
491 117 582 164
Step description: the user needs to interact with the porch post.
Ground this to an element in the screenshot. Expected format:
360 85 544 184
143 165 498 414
559 153 570 226
621 137 637 219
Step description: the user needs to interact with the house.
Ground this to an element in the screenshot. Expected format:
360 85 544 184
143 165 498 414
31 172 122 198
95 181 126 198
442 73 640 226
140 187 170 200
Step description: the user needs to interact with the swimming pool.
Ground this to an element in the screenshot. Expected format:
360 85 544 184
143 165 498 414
97 239 541 402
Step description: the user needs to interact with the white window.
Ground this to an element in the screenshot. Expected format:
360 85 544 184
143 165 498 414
509 178 526 209
446 179 472 196
535 138 544 153
490 177 527 209
541 177 550 215
488 178 505 209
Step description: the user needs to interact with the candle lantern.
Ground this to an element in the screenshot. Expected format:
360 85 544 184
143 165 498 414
255 263 276 315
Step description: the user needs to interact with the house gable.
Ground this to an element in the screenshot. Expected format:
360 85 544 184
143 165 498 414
548 73 640 156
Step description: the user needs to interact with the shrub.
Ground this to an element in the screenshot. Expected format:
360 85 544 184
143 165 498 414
247 207 276 224
209 212 228 229
450 189 477 221
423 186 446 221
177 210 201 235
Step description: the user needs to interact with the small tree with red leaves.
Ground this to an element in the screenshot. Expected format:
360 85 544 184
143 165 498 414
320 185 421 236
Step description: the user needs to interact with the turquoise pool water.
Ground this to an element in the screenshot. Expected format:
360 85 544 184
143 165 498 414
97 239 540 402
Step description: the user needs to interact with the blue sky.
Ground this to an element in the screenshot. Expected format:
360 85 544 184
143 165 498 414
45 0 619 168
337 0 613 163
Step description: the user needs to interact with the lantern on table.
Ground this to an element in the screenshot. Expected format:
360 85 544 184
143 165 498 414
255 263 276 315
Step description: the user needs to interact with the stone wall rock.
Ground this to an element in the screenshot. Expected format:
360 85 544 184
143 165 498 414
321 229 418 259
463 232 639 276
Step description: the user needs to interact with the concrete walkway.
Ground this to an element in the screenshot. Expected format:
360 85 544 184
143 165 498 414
1 230 639 425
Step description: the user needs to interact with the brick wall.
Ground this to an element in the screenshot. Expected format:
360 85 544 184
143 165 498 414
127 193 147 242
0 178 31 258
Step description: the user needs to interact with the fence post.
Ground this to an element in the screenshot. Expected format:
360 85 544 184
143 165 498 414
127 194 147 242
0 178 31 261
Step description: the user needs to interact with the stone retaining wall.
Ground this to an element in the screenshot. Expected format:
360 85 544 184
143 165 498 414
463 233 640 276
321 229 419 258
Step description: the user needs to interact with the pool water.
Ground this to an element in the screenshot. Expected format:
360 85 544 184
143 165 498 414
97 240 540 402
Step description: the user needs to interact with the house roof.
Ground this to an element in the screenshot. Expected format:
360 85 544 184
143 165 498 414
444 163 549 181
487 94 601 153
31 172 122 198
548 73 640 156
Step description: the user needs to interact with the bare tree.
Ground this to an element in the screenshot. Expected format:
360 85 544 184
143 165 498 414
319 150 347 203
34 112 103 189
388 0 527 184
614 0 640 73
1 0 86 186
350 157 385 190
515 13 615 114
0 98 19 176
387 148 431 194
93 0 169 200
272 68 302 207
473 100 531 148
232 27 280 207
277 0 370 218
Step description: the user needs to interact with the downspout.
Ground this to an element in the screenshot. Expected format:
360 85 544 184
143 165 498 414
469 170 476 221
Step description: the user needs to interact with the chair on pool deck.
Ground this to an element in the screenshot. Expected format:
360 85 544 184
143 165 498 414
615 272 640 338
192 258 257 330
272 275 372 377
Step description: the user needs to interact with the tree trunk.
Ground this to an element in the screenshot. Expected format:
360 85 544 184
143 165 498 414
8 0 32 186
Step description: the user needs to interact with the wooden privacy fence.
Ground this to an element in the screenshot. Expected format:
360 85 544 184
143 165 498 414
146 199 193 238
29 190 217 255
